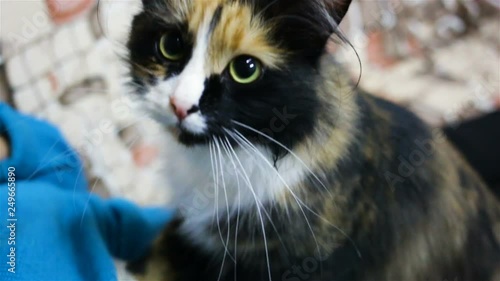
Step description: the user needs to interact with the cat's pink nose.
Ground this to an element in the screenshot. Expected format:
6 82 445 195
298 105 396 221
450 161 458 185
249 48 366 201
169 97 199 121
169 97 187 120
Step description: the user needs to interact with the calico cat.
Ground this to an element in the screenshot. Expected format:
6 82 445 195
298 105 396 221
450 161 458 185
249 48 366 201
126 0 500 280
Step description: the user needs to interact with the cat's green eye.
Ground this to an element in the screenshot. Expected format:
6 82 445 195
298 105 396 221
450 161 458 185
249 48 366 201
229 56 262 84
158 32 185 61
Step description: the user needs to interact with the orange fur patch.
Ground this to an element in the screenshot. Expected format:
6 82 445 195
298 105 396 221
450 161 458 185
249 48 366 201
207 2 285 73
187 0 222 33
164 0 285 74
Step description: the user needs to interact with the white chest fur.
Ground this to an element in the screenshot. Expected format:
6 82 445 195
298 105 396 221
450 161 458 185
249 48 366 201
158 132 307 249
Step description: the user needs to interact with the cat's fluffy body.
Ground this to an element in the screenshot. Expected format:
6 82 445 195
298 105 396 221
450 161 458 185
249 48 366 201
126 0 500 280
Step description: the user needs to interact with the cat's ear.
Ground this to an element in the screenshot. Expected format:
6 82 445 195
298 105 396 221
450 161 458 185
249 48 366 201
323 0 352 24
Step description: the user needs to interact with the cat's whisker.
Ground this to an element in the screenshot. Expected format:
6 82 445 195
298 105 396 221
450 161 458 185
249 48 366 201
229 130 329 273
231 127 361 258
220 137 242 274
232 120 332 196
214 137 231 221
223 133 273 281
215 140 225 235
226 131 287 245
208 139 214 212
214 137 236 277
227 129 321 260
211 137 225 258
213 139 228 281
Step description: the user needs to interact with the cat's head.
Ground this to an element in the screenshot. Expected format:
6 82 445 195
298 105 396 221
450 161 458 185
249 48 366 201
127 0 351 150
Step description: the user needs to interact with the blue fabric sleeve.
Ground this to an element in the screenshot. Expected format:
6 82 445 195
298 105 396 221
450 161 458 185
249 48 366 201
0 103 87 192
0 103 173 280
0 181 172 281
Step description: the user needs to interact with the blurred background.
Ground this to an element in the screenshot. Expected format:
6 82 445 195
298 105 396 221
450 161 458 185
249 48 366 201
0 0 498 207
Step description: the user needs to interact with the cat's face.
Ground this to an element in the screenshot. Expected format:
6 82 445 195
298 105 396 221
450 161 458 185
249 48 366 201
128 0 350 149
